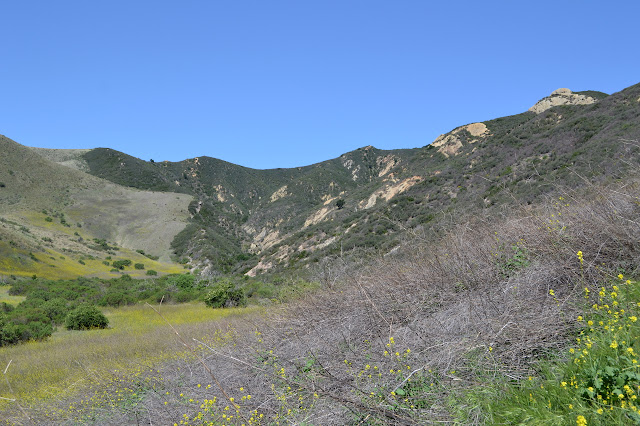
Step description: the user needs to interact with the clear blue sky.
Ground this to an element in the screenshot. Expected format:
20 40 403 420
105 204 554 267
1 1 638 169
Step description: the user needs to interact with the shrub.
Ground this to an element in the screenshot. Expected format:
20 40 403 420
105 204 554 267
112 259 132 270
174 290 196 303
204 281 246 308
99 291 134 307
173 274 195 290
42 298 70 324
134 263 145 270
64 305 109 330
146 270 158 276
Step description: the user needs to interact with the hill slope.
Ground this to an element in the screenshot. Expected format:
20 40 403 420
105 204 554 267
22 82 640 276
0 136 193 278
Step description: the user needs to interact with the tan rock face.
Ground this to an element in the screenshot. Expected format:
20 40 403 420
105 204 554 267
359 176 422 210
270 185 289 202
465 122 489 137
430 123 489 157
529 88 598 114
376 155 400 177
213 185 227 202
303 205 334 227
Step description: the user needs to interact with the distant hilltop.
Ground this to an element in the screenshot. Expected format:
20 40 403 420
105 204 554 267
529 87 607 114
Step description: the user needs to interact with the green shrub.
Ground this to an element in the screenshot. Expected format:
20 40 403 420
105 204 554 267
99 291 134 307
146 270 158 276
42 298 70 324
64 305 109 330
112 259 132 270
134 263 145 270
172 274 195 290
204 281 246 308
174 290 196 303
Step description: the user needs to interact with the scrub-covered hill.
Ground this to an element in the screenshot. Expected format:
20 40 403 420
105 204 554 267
0 136 193 279
50 83 640 277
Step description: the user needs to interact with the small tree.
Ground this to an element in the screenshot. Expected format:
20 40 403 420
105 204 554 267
336 199 345 209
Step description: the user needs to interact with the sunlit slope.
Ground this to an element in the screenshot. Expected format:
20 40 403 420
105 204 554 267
0 136 193 278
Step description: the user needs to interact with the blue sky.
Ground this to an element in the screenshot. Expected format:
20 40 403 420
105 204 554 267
1 1 638 169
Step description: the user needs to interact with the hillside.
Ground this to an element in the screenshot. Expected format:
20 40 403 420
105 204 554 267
3 82 640 424
38 82 640 277
0 136 193 278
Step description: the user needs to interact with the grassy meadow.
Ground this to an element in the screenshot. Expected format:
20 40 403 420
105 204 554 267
0 303 260 424
0 286 25 306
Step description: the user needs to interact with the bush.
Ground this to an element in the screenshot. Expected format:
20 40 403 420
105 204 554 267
134 263 145 270
112 259 132 270
173 274 195 290
42 298 70 324
99 291 134 307
64 305 109 330
174 290 196 303
146 270 158 276
204 281 246 308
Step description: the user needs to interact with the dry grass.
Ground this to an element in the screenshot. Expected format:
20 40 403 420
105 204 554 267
137 177 639 425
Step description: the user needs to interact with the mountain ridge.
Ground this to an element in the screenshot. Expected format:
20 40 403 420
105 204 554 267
6 82 640 277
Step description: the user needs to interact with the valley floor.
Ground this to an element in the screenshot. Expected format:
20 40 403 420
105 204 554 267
0 303 258 424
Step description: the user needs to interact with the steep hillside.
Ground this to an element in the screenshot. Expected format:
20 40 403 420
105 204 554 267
26 82 640 276
0 136 193 278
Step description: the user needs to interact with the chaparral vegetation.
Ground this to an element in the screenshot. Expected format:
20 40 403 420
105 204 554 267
1 82 640 424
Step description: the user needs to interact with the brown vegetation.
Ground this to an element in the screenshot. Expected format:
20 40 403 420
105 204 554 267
3 175 640 424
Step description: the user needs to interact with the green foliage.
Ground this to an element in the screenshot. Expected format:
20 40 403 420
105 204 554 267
91 238 117 252
65 305 109 330
134 263 145 270
146 269 158 276
463 276 640 424
204 280 246 308
42 298 70 324
112 259 132 270
497 242 530 277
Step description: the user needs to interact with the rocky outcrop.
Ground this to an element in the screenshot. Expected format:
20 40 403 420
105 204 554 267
431 123 489 157
359 176 423 210
529 88 598 114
